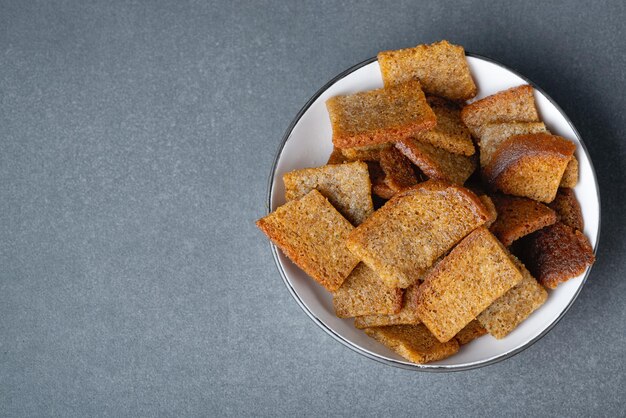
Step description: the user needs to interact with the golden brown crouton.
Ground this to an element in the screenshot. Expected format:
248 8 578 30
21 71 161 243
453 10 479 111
461 85 539 136
256 190 359 291
416 227 523 342
327 147 349 165
489 195 557 246
378 40 477 101
484 133 576 203
478 195 498 228
326 80 436 149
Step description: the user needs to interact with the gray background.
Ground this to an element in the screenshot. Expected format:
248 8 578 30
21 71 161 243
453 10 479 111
1 0 624 416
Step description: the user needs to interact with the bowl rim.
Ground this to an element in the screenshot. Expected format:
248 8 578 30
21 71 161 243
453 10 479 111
264 53 601 372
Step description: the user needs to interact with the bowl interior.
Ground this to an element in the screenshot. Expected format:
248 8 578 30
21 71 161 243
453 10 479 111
268 55 600 370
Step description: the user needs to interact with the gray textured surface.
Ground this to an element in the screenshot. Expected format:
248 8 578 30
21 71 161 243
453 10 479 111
1 0 625 416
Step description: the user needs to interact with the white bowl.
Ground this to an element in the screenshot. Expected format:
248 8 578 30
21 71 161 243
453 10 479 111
266 54 600 371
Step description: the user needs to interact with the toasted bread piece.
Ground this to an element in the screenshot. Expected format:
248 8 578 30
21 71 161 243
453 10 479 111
475 122 548 167
347 181 490 288
256 190 359 292
354 285 421 328
379 147 420 192
489 195 557 246
283 162 374 226
395 138 476 185
478 195 498 228
333 264 403 318
454 320 488 345
525 222 595 289
327 80 436 149
477 256 547 339
549 188 584 231
378 40 477 101
327 147 349 164
461 85 539 136
367 161 396 200
414 97 475 156
560 156 579 187
484 133 576 203
364 324 460 364
416 227 523 342
341 143 392 161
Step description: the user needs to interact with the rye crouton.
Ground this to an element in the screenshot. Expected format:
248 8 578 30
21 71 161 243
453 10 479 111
489 195 558 246
484 133 576 203
326 80 436 149
378 40 477 101
256 190 359 291
416 227 523 342
461 85 539 136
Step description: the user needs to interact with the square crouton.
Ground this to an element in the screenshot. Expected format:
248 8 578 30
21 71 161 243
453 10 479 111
256 189 359 292
461 85 539 136
347 180 489 288
326 80 436 149
477 256 547 339
378 40 477 101
283 162 373 225
484 133 576 203
333 263 403 318
416 227 523 342
489 195 557 246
